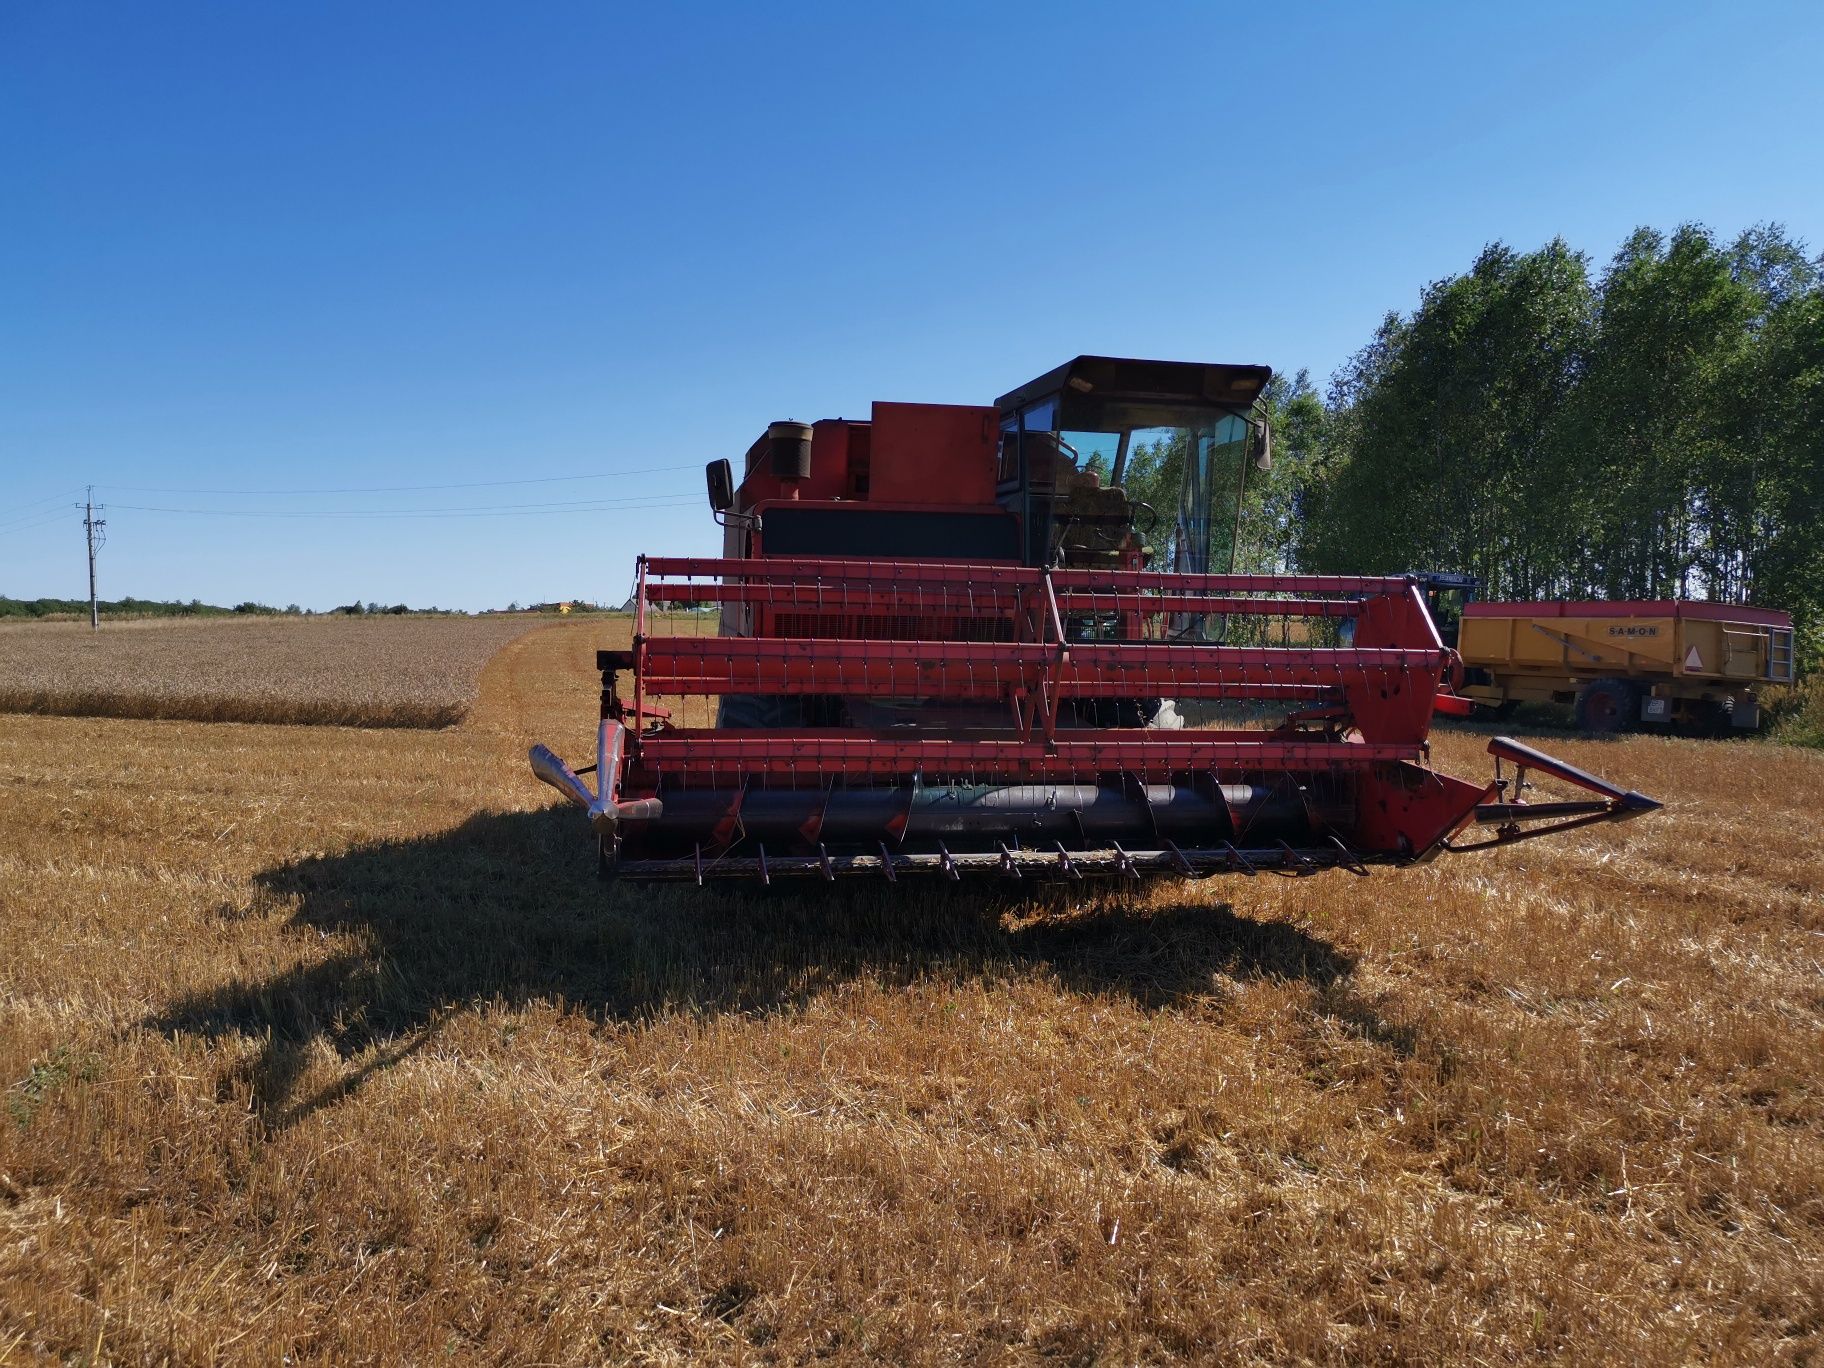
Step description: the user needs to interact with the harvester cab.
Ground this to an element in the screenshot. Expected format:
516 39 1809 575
991 355 1272 580
532 356 1660 883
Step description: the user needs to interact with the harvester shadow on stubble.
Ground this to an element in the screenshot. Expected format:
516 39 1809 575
151 805 1362 1128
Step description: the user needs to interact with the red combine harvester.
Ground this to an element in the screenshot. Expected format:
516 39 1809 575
532 357 1659 882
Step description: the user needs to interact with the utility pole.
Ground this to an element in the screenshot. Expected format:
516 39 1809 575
82 486 106 630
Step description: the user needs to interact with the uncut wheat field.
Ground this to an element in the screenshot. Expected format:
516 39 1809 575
0 617 1819 1365
0 614 545 728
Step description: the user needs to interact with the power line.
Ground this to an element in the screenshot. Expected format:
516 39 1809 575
0 506 78 535
99 461 699 496
2 487 86 519
0 501 80 532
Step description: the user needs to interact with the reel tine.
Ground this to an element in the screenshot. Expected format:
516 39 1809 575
1276 840 1318 875
1326 835 1370 876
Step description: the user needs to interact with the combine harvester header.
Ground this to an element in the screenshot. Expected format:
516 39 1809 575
533 357 1659 882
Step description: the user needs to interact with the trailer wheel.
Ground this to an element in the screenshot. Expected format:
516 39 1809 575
1680 699 1726 737
1575 678 1638 734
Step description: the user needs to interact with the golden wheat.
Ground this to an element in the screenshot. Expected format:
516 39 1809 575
0 616 547 728
0 619 1818 1363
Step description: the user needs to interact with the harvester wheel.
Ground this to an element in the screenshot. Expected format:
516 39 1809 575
717 694 798 728
1574 678 1638 735
717 694 843 728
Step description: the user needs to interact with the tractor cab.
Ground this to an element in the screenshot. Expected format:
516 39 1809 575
992 356 1273 572
1408 571 1480 649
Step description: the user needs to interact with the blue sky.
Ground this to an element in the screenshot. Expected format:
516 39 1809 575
4 1 1821 610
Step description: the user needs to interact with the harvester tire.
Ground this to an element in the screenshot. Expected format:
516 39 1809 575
1575 678 1638 735
716 694 843 728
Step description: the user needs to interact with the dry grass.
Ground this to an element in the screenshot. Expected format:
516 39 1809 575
0 615 547 728
0 619 1820 1363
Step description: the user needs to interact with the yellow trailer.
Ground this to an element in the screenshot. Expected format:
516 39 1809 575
1458 599 1796 733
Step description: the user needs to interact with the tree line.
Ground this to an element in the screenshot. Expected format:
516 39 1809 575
0 596 474 619
1223 223 1821 658
0 595 299 619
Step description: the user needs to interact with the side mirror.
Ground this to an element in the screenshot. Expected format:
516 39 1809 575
705 458 734 513
1251 418 1272 472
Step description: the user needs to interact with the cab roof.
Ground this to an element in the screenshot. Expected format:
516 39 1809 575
995 355 1273 431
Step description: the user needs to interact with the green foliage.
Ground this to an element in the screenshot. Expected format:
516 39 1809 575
7 1046 97 1128
1300 238 1595 594
1769 675 1824 749
0 596 450 620
0 595 237 619
1114 380 1315 579
1118 434 1185 563
1247 370 1328 574
1296 222 1823 657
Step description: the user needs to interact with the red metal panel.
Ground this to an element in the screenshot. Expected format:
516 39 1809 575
1052 569 1416 595
633 729 1424 782
1054 593 1365 617
866 402 999 505
732 418 859 505
639 635 1447 699
630 557 1452 769
1351 761 1493 858
1341 584 1445 744
651 560 1418 596
1043 681 1339 702
649 583 1025 611
645 556 1039 587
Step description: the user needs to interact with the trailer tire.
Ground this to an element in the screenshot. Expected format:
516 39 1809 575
1690 700 1733 738
1575 678 1638 734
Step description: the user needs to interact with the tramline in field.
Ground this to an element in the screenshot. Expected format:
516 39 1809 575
532 356 1659 882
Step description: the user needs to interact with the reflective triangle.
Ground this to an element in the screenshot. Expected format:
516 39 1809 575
1684 646 1703 670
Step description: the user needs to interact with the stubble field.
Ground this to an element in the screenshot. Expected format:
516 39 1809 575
0 616 1820 1364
